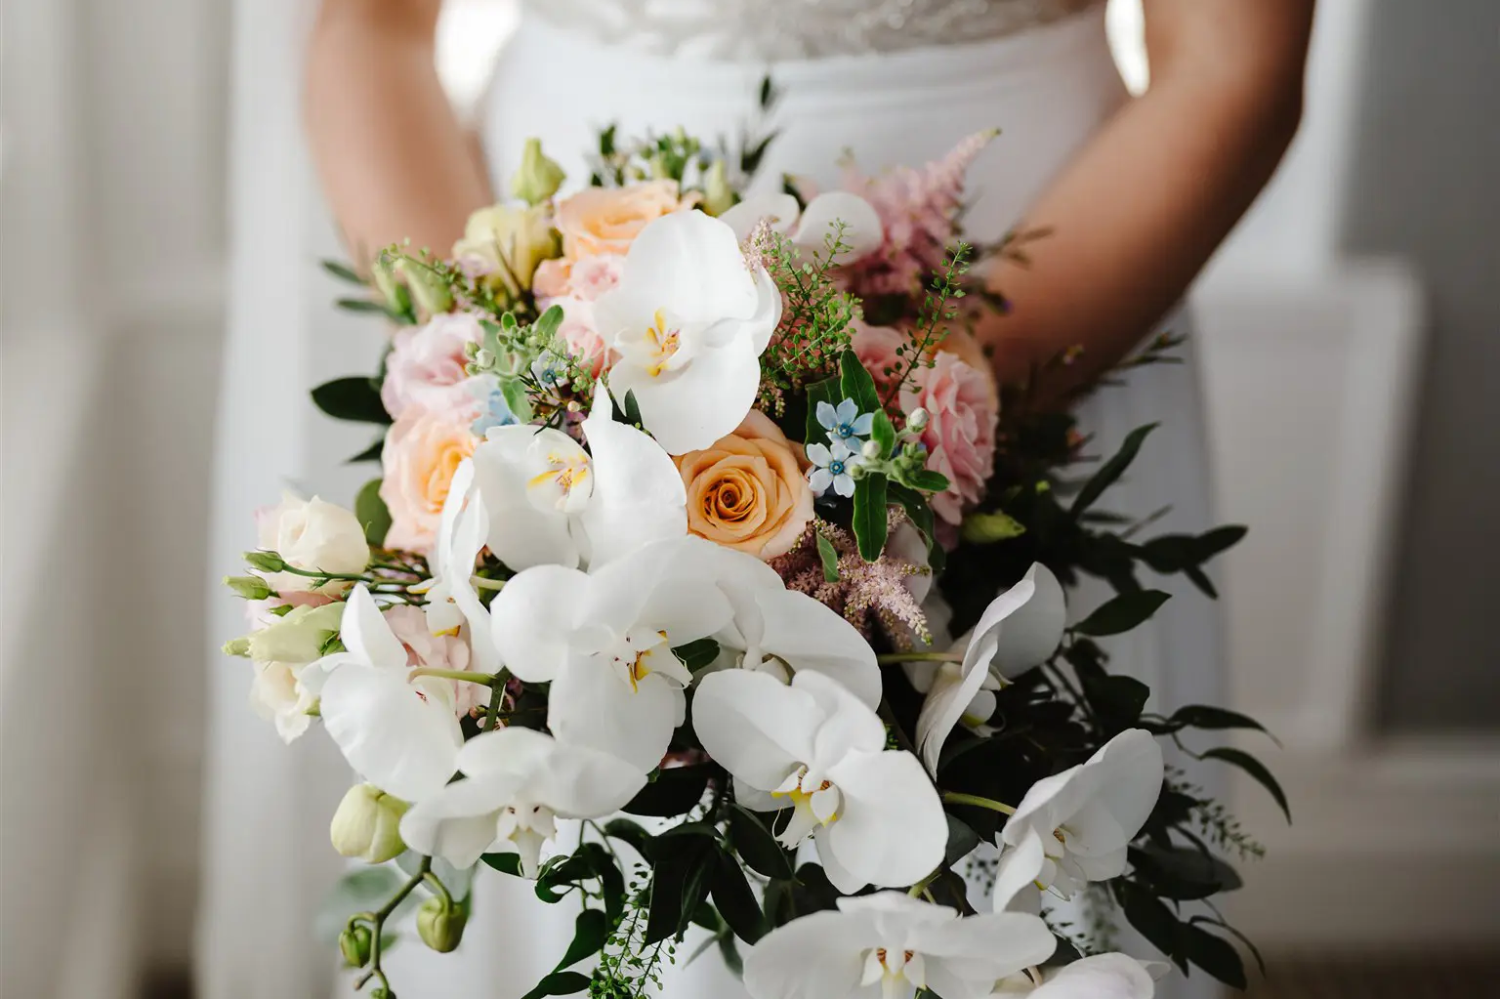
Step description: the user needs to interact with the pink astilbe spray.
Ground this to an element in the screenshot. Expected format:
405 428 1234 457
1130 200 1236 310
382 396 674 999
838 129 998 299
770 516 931 649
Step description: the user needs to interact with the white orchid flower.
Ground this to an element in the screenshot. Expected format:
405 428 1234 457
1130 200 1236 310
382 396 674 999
488 536 736 772
308 585 463 802
471 391 686 571
399 726 645 873
595 210 782 455
695 542 882 707
693 669 944 893
721 190 884 263
913 563 1068 774
743 891 1055 999
993 729 1164 910
416 459 500 674
991 953 1162 999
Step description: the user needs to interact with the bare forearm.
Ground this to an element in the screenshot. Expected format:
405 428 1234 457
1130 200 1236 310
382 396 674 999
305 0 493 262
981 0 1314 392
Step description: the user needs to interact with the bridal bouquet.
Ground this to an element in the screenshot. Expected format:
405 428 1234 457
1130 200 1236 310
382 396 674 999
225 117 1282 999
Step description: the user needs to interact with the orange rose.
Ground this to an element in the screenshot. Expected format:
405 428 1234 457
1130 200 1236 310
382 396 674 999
380 406 477 553
533 180 686 297
674 411 815 560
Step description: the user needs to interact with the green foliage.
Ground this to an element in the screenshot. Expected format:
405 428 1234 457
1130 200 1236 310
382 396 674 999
1074 590 1171 637
815 531 841 582
851 472 889 562
671 639 721 674
881 242 972 408
355 478 391 547
1200 747 1291 822
312 376 391 425
1069 424 1158 517
621 765 710 818
758 229 862 410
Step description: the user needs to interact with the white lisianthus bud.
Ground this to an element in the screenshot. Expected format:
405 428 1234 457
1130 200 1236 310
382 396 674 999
452 204 559 295
509 137 566 206
330 784 410 864
908 407 929 431
246 602 346 665
224 574 276 601
255 493 371 595
701 159 735 217
861 439 882 460
369 252 412 316
397 257 454 317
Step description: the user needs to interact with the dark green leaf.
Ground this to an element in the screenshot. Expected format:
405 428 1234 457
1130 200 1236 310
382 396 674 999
672 638 721 673
1116 879 1182 966
803 377 840 447
728 804 795 881
1129 844 1242 900
710 849 766 943
347 437 384 463
499 376 534 424
311 376 392 425
1177 922 1248 989
1201 747 1291 822
906 469 951 493
482 852 524 877
1081 673 1152 729
518 971 591 999
601 818 656 863
815 531 840 583
624 765 710 818
354 478 391 547
839 349 882 415
1070 423 1158 516
335 296 390 315
871 410 896 458
321 259 365 286
717 931 744 977
1170 705 1278 744
1184 565 1219 599
1075 590 1171 637
1189 915 1266 975
887 481 943 572
943 813 981 867
619 388 644 428
554 909 609 971
852 474 889 562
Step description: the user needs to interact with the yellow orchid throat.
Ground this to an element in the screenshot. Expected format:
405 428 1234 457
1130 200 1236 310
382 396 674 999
644 308 681 378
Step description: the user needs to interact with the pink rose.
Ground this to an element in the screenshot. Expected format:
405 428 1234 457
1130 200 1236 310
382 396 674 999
380 406 478 553
533 180 686 297
851 320 909 401
567 254 622 301
381 312 486 420
903 352 997 526
382 604 481 718
541 295 617 379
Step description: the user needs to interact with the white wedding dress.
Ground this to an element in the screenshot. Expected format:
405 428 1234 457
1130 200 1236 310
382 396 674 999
202 2 1221 998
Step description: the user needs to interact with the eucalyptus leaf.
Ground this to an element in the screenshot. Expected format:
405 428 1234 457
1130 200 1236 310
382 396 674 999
1201 747 1291 822
1070 423 1157 516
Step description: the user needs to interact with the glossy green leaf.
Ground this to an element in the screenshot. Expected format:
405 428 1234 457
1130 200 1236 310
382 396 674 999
815 532 840 583
852 474 889 562
1201 747 1291 822
1070 423 1158 516
1075 589 1171 637
311 376 392 425
354 478 391 547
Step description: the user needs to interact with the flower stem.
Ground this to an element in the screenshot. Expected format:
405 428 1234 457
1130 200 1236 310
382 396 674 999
941 791 1016 816
471 575 507 591
408 668 497 685
877 651 962 665
483 669 511 731
354 855 431 993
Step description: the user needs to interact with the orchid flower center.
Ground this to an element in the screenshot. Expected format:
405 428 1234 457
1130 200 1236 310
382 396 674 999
860 945 926 999
525 447 593 513
590 626 696 695
496 801 558 877
644 308 683 378
770 765 841 847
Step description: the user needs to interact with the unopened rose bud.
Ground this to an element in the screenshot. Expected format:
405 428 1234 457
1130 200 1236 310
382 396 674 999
370 252 412 316
397 258 453 317
417 895 468 953
222 636 252 658
509 138 566 205
330 783 409 864
339 924 373 968
224 574 276 601
908 407 929 430
701 159 735 217
861 440 882 460
243 550 286 573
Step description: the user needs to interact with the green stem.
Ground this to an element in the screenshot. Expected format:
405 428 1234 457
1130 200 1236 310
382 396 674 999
877 700 919 757
877 651 962 665
941 791 1016 816
470 575 507 591
408 667 497 685
274 563 377 584
484 669 511 731
356 855 431 993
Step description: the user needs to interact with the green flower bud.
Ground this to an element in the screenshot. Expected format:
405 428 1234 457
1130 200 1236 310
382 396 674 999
417 894 468 953
701 159 736 217
960 510 1028 544
509 138 566 206
370 252 408 314
222 636 252 658
329 783 409 864
247 602 346 665
243 550 286 573
397 257 453 317
224 574 276 601
339 924 373 968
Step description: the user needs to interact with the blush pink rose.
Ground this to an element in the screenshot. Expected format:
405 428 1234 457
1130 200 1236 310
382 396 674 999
382 604 481 718
542 295 617 379
380 405 479 553
381 312 486 420
851 320 909 400
902 351 997 526
566 254 623 301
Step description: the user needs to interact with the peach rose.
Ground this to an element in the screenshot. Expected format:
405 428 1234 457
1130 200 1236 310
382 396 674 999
380 406 478 552
675 411 814 560
902 351 997 526
533 180 684 297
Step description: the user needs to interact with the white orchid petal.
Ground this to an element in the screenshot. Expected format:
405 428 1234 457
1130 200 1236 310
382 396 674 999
757 589 882 708
792 191 884 261
1028 953 1159 999
455 724 557 777
398 772 518 868
743 908 879 999
823 748 946 891
987 563 1068 679
992 830 1048 913
694 669 819 791
577 392 688 565
488 564 586 683
319 665 462 801
472 428 581 570
339 584 409 670
530 739 648 818
795 670 886 763
1085 728 1164 846
915 912 1056 997
548 655 678 772
608 332 761 455
719 192 801 241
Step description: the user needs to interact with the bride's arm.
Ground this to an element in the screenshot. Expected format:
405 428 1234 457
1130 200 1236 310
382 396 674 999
979 0 1315 393
305 0 493 260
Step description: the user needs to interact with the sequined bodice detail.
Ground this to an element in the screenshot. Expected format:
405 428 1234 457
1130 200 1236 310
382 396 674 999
526 0 1107 60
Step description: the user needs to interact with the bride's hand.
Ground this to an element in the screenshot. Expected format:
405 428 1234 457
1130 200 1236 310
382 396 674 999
306 0 494 262
978 0 1315 401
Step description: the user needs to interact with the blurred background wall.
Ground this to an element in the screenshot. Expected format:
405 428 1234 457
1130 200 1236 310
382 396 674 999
2 1 1496 996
